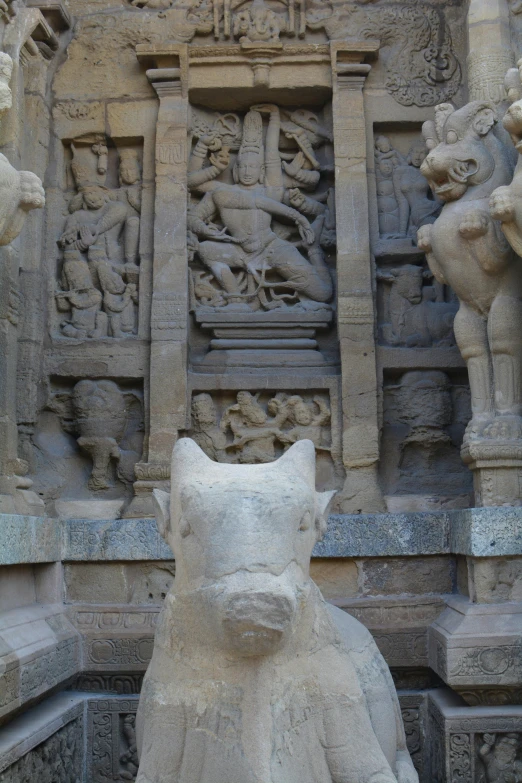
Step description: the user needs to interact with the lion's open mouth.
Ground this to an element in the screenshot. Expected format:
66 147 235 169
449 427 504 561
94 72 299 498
431 160 477 195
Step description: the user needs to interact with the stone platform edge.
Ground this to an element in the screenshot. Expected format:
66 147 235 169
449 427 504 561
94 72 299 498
0 507 520 564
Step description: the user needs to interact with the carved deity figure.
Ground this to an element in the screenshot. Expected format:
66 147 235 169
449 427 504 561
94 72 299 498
56 138 140 339
479 733 522 783
187 104 333 310
233 0 284 44
118 148 141 267
392 143 442 237
418 101 522 442
120 715 139 780
221 390 284 462
137 438 419 783
190 393 229 461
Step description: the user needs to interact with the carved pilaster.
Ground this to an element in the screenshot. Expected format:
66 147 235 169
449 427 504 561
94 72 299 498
331 43 385 513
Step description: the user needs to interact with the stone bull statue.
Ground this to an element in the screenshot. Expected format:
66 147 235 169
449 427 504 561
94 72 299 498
135 437 418 783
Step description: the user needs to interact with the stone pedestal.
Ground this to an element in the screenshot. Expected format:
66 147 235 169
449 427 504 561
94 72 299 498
462 440 522 507
194 307 333 367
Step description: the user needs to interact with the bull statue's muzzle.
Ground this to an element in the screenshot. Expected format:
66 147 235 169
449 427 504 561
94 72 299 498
222 590 297 656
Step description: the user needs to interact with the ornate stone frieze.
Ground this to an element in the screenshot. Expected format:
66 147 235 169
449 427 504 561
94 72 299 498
87 698 139 782
186 390 337 477
0 718 84 783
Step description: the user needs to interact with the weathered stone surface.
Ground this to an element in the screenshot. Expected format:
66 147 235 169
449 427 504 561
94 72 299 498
0 515 60 565
429 595 522 687
0 692 84 776
62 518 173 561
428 687 522 782
137 439 418 782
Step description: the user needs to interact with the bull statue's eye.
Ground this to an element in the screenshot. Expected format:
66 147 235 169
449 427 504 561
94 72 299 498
179 517 191 538
446 130 458 144
299 511 312 532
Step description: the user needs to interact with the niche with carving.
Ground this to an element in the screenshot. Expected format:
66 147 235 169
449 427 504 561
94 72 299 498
380 370 473 512
54 134 143 341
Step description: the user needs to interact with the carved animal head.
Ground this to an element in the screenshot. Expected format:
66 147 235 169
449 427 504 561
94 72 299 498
377 265 425 305
153 438 335 657
420 101 504 201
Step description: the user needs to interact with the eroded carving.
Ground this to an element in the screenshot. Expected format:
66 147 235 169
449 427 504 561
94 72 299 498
0 719 83 783
377 263 457 347
381 371 473 508
49 380 143 491
137 439 419 783
418 101 522 444
55 134 141 339
188 390 332 464
479 733 522 782
188 103 334 313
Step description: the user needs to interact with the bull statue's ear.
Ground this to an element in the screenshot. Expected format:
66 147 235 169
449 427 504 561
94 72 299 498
276 440 316 488
152 489 170 541
315 490 336 541
473 103 497 136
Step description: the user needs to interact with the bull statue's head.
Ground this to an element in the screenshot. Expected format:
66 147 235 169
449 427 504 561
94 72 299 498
420 101 501 202
153 438 335 657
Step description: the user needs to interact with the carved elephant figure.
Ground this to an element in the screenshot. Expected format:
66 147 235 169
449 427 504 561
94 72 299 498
135 438 418 783
0 153 45 246
417 101 522 442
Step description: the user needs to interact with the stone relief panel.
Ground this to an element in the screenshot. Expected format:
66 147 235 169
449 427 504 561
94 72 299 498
185 390 342 490
88 699 139 782
0 718 83 783
188 103 335 312
428 692 522 783
30 380 143 513
380 371 473 511
373 132 442 253
54 134 142 340
376 262 457 349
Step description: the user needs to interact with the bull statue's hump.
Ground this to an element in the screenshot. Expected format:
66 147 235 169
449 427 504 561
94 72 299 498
138 438 418 783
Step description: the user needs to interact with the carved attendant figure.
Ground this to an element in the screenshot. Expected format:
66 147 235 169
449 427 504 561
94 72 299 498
392 143 441 237
418 101 522 441
187 105 332 306
136 438 418 783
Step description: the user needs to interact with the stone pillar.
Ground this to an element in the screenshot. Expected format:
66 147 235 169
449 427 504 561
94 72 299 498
331 43 385 513
129 47 189 516
468 0 514 103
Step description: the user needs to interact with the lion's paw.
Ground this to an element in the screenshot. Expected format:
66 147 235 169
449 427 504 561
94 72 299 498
19 171 45 210
416 224 432 252
458 210 490 239
490 187 515 223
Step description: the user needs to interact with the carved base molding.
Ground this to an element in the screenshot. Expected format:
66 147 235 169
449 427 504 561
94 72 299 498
462 439 522 507
194 308 333 368
428 688 522 783
429 596 522 688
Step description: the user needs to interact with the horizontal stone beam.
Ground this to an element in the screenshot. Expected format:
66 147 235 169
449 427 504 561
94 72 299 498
1 506 522 564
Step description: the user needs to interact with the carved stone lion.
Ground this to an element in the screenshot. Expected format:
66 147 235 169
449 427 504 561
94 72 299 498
417 101 522 442
0 153 45 246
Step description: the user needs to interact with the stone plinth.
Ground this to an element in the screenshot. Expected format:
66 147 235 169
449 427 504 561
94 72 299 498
462 440 522 507
194 307 333 367
429 596 522 688
428 688 522 782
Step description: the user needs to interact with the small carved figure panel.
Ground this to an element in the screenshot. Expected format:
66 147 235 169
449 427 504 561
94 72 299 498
380 371 473 509
55 134 142 340
0 719 83 783
188 103 335 314
377 261 457 348
477 733 522 783
34 380 144 509
374 133 442 244
185 390 341 490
